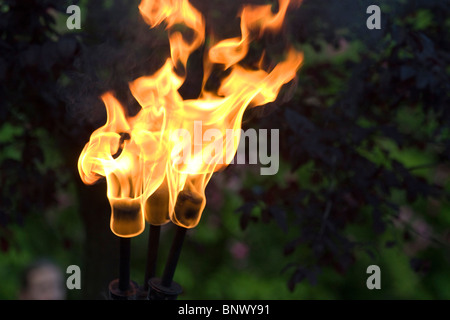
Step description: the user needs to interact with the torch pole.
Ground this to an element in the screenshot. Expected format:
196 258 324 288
143 224 161 291
147 225 186 300
119 237 131 292
161 226 187 287
109 236 137 300
147 189 201 300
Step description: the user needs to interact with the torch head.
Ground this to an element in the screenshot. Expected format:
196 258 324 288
144 178 170 225
110 198 144 238
172 189 204 228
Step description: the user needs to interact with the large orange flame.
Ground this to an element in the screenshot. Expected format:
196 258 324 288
78 0 304 237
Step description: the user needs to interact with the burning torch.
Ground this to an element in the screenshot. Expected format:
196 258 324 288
77 0 303 300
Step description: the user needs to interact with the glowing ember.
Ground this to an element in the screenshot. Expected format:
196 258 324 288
78 0 304 237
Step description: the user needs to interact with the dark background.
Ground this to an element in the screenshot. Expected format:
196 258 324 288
0 0 449 299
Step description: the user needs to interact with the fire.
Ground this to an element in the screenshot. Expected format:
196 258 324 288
78 0 304 237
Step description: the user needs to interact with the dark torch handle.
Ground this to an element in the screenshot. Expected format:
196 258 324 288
147 189 201 300
119 237 131 292
143 224 161 291
161 226 187 287
109 236 137 300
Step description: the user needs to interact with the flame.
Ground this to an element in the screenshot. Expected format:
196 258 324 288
78 0 303 237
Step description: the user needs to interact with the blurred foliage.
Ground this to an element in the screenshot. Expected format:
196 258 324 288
0 0 449 299
244 0 450 294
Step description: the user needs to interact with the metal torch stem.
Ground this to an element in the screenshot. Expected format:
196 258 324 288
143 224 161 291
119 237 131 292
161 226 187 287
